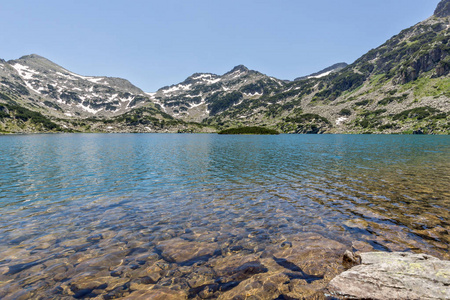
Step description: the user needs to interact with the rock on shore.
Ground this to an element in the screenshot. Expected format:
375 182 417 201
326 252 450 300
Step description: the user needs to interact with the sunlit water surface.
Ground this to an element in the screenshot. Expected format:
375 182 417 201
0 134 449 299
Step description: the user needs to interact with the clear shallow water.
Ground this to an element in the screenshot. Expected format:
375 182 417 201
0 134 449 299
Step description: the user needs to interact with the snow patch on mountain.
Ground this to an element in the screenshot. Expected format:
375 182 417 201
336 117 348 125
234 99 244 106
192 74 214 80
77 103 102 114
184 94 201 98
205 78 221 84
12 63 39 80
308 70 333 79
11 64 43 94
163 84 192 94
108 94 118 101
188 100 206 108
121 95 134 103
64 70 106 84
126 98 136 108
244 91 263 97
229 70 244 79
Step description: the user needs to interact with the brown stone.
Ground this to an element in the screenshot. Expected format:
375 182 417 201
211 253 262 279
342 250 361 269
268 233 346 282
123 287 188 300
218 273 290 300
156 238 219 265
187 266 216 288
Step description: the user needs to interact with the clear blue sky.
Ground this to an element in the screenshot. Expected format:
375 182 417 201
0 0 441 92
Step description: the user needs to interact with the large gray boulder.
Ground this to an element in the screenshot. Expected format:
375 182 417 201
326 252 450 300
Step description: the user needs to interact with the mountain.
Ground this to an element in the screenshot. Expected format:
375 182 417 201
5 54 150 117
1 0 449 134
150 65 285 123
196 0 450 134
294 63 348 81
0 55 214 133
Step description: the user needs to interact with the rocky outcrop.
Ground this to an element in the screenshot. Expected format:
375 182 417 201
400 48 448 84
435 0 450 18
436 59 450 77
327 252 450 300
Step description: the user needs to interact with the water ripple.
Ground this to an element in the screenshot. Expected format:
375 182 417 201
0 133 449 298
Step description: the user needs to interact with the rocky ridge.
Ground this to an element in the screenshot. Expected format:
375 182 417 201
0 55 211 133
435 0 450 18
151 65 285 123
5 54 149 117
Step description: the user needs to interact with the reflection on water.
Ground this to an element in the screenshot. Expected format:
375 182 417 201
0 134 449 299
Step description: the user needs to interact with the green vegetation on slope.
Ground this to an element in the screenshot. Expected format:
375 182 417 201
278 114 332 134
0 102 62 132
218 126 279 135
207 91 243 116
352 106 449 134
313 70 367 101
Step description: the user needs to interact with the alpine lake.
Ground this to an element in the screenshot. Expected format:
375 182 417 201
0 133 449 299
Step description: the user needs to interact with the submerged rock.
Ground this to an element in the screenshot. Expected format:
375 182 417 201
156 237 219 265
123 287 188 300
327 252 450 300
218 273 290 300
342 250 361 269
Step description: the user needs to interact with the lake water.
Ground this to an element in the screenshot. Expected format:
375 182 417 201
0 134 449 299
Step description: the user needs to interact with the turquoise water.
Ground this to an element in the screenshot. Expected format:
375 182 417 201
0 134 449 298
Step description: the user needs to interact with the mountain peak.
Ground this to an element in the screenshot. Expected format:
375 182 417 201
19 54 45 60
15 54 56 65
10 54 63 72
188 72 217 80
223 65 250 77
230 65 249 72
434 0 450 17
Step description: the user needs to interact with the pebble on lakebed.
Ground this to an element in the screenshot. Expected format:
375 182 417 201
326 251 450 300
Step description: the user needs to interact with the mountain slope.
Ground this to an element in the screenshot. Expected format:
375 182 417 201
6 54 152 117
